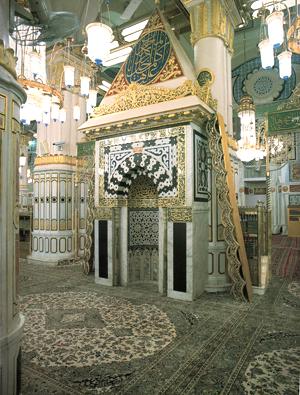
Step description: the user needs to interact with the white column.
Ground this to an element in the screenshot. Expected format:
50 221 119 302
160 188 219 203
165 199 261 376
186 0 241 292
30 89 86 264
0 36 26 395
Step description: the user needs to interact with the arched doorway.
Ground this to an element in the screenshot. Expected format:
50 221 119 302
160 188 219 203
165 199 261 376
127 174 159 286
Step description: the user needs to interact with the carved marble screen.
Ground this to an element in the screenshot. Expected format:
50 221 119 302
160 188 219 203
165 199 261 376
96 126 186 208
128 208 159 283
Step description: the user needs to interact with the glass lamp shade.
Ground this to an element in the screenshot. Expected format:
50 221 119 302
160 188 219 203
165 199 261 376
86 22 113 65
42 94 52 113
236 148 257 162
89 89 97 107
258 39 274 69
278 50 292 79
19 154 26 167
43 111 50 126
29 50 41 77
254 148 266 161
73 105 80 121
51 103 60 122
64 65 75 87
80 76 90 97
266 11 284 48
86 100 93 115
59 108 66 123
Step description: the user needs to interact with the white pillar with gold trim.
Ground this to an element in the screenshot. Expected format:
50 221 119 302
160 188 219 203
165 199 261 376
0 34 26 395
29 90 86 264
184 0 242 292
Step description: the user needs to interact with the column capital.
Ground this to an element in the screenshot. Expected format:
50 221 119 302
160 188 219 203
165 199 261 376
0 39 17 79
184 0 242 52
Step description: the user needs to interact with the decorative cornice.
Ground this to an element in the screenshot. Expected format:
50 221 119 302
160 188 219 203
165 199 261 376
0 40 17 79
35 155 77 166
84 108 210 140
92 80 217 119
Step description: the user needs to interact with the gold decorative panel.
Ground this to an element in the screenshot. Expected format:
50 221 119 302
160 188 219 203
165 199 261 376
168 208 192 222
35 155 77 166
93 80 216 118
95 207 113 220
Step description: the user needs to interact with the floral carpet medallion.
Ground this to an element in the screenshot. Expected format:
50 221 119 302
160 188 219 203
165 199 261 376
20 291 176 368
242 347 300 395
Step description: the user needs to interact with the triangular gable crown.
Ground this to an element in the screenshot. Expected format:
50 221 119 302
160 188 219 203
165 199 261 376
103 9 196 102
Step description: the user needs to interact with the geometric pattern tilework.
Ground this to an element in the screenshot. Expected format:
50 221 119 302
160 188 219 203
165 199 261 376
232 55 300 105
20 291 176 367
128 209 159 248
194 131 208 202
104 137 177 198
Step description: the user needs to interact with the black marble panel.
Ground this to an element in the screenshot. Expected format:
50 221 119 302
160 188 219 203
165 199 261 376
173 222 186 292
99 221 108 279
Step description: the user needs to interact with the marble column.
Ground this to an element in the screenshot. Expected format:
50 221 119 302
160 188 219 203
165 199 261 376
0 13 27 394
185 0 241 292
29 90 86 264
187 0 240 134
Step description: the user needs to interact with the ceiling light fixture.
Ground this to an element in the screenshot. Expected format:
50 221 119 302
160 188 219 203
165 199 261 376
257 0 298 79
236 95 266 162
85 0 113 65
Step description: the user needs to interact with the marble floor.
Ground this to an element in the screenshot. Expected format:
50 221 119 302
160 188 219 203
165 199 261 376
19 237 300 394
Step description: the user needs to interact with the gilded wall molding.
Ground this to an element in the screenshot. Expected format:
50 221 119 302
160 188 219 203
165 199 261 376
168 207 192 222
84 108 210 139
0 40 17 79
93 80 216 119
35 155 77 166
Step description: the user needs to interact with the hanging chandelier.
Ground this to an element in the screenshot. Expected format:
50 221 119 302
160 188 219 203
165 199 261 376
236 95 266 162
86 22 113 65
257 0 299 79
85 0 113 66
19 77 63 126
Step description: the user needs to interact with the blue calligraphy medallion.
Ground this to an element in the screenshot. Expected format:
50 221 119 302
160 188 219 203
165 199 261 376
125 30 171 85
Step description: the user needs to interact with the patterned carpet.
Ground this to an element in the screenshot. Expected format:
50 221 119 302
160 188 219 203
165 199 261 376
272 235 300 278
19 237 300 394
